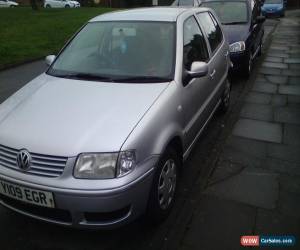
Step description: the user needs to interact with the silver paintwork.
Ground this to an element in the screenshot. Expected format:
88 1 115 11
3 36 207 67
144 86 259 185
0 7 230 228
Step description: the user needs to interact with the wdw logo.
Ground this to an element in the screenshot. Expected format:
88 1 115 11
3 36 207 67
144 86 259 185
240 235 296 247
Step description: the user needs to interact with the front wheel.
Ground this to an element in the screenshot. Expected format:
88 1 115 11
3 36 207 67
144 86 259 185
65 4 70 8
146 148 179 224
45 4 51 8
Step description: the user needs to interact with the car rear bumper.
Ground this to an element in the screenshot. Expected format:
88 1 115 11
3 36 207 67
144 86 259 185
0 165 155 229
262 10 284 17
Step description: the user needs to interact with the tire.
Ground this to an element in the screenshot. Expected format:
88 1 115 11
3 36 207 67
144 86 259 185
241 51 253 78
146 147 180 224
218 79 231 114
10 5 16 7
65 4 70 8
45 4 51 8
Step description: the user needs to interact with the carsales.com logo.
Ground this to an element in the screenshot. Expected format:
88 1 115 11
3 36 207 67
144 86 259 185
241 236 296 247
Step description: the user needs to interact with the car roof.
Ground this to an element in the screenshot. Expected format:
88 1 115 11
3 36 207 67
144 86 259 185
90 7 208 22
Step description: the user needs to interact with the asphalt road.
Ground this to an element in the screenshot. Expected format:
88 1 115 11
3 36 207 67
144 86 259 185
0 19 278 250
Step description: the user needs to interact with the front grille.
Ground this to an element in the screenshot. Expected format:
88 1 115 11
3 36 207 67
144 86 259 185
0 194 72 224
0 144 68 178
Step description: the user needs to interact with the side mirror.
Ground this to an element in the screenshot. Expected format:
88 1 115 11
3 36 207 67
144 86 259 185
256 16 266 24
45 55 55 66
183 61 208 86
188 61 209 78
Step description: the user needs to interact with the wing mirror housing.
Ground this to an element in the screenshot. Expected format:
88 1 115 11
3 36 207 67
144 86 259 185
45 55 56 66
256 16 266 24
188 61 209 78
183 61 208 86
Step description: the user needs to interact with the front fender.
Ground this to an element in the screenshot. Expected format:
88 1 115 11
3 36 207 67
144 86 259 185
120 81 184 169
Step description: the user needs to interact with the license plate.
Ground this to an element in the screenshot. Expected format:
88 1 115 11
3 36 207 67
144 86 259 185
0 180 55 208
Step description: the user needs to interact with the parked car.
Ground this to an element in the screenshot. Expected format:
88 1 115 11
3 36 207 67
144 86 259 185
0 0 18 7
0 7 231 229
261 0 285 17
200 0 265 76
172 0 201 6
44 0 80 8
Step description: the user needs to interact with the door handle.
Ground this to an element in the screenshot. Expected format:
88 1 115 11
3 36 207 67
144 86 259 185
210 69 216 79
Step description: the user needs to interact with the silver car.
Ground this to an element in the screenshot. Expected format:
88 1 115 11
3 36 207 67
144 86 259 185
0 7 231 229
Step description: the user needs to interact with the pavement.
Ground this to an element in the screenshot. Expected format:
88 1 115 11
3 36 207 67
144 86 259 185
0 60 46 104
0 12 298 250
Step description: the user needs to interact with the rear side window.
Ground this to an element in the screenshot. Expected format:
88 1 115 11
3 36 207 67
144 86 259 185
197 12 223 53
183 16 209 70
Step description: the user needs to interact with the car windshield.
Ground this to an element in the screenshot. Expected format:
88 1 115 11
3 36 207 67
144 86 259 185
264 0 282 4
201 1 248 24
48 21 176 83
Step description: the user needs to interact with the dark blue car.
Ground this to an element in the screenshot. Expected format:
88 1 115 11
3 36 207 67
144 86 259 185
261 0 285 17
200 0 265 77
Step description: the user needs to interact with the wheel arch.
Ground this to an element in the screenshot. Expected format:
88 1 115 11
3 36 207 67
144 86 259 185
164 136 183 164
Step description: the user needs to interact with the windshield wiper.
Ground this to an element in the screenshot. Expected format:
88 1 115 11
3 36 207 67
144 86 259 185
114 76 173 83
53 72 115 82
222 21 247 25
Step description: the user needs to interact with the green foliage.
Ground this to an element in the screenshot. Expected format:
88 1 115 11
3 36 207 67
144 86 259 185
0 7 114 69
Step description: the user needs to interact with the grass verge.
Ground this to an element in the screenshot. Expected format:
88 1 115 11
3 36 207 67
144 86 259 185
0 7 114 69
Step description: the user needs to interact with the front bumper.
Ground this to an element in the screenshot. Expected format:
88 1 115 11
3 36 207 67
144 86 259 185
229 51 248 72
0 158 157 229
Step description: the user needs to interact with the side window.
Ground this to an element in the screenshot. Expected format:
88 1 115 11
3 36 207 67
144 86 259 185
197 12 223 53
183 16 209 70
209 13 223 43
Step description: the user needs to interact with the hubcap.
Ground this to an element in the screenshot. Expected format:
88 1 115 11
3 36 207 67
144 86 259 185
158 159 177 210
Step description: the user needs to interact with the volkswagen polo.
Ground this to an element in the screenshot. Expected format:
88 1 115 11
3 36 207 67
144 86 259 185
0 7 231 229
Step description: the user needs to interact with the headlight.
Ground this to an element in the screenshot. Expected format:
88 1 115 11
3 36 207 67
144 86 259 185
229 41 246 53
74 151 136 179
